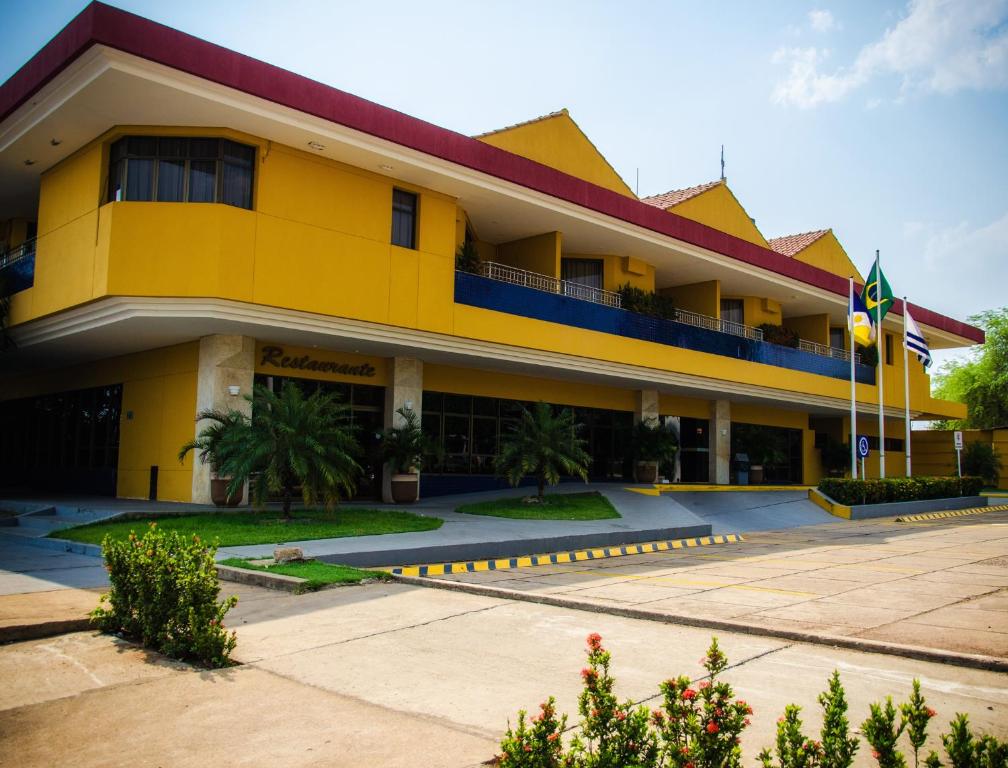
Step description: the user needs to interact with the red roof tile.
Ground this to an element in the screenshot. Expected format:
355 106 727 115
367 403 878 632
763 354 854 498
640 180 722 210
768 229 830 257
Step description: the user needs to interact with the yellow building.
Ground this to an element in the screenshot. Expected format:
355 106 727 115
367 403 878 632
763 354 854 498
0 4 983 503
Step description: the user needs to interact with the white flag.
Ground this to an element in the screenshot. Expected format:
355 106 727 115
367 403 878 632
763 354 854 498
904 309 932 369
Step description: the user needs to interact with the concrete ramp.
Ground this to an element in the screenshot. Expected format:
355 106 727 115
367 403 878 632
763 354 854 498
668 490 838 534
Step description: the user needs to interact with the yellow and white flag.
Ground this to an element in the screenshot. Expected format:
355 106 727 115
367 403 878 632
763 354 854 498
849 290 876 347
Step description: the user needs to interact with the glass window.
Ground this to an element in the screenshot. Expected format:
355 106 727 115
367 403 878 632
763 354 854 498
720 299 744 326
561 258 603 288
391 189 418 249
107 136 254 209
885 333 894 365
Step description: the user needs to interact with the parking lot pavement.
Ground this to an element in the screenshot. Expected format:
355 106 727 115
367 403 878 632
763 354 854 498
424 509 1008 659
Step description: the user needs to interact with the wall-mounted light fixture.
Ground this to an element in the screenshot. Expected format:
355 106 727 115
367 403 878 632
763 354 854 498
228 385 241 396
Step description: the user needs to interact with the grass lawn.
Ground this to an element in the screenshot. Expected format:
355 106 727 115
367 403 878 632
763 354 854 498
219 558 390 591
456 491 620 520
53 507 443 546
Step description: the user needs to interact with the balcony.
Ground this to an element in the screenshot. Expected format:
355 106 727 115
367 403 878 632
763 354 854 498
0 238 35 294
455 267 875 385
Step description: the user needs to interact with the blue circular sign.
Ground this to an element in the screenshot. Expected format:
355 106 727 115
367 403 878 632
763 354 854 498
857 436 870 458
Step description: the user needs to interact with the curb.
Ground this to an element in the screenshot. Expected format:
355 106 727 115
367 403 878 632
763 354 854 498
807 488 851 519
896 504 1008 523
215 564 306 593
0 618 93 644
391 575 1008 673
386 534 744 577
0 531 102 558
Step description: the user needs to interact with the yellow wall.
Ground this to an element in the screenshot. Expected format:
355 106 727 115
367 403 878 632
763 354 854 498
1 342 199 502
912 428 1007 488
476 110 635 198
724 295 782 327
784 314 830 345
561 253 655 293
661 280 719 317
497 231 562 277
668 183 769 248
791 230 864 282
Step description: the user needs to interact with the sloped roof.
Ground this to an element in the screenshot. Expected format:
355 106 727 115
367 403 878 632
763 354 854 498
472 109 570 139
768 229 830 257
640 180 722 210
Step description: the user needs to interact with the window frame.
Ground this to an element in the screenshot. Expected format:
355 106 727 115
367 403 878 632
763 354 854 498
107 136 256 210
391 188 418 249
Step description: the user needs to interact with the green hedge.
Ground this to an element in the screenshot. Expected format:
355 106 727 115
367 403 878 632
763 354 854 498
818 476 984 506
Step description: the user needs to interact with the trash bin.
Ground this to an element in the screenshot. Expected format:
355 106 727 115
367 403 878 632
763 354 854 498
734 452 750 486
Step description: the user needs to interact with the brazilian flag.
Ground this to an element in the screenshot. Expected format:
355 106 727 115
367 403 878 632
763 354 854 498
861 258 894 322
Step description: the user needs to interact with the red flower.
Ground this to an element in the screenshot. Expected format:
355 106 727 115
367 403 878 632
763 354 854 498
682 688 697 700
926 707 937 718
872 750 880 760
715 707 723 717
586 632 603 651
685 763 695 768
547 733 558 743
615 710 627 721
699 681 711 690
581 667 597 682
706 721 720 734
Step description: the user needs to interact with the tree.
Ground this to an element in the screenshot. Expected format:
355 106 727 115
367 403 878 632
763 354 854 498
932 307 1008 429
177 408 248 476
217 382 362 519
496 401 590 499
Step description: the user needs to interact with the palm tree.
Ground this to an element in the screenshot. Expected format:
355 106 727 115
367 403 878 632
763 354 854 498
177 408 248 504
218 382 362 519
496 401 591 499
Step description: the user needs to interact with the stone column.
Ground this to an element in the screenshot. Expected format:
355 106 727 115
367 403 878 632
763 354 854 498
382 357 423 503
190 335 255 505
634 389 659 424
709 399 731 485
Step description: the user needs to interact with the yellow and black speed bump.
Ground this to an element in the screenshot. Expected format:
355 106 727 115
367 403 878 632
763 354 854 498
387 533 744 578
896 504 1008 523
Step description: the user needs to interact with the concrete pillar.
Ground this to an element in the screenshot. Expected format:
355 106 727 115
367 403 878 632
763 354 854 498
709 399 731 485
382 357 423 503
634 389 659 424
190 335 255 504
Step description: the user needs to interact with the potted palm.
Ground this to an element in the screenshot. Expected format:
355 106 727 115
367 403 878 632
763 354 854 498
496 402 590 499
382 407 428 503
631 418 679 483
177 409 247 507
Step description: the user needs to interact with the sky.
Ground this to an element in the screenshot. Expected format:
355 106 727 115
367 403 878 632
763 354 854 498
1 0 1006 371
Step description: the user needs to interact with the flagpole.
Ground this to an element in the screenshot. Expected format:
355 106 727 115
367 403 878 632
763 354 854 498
903 297 912 477
876 250 886 479
849 277 857 479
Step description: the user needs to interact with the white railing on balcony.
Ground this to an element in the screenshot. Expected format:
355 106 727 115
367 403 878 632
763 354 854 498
798 339 861 365
478 261 622 308
0 238 35 270
673 307 764 342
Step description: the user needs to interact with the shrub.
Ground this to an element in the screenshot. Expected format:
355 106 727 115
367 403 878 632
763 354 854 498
819 670 859 768
817 476 985 506
456 240 482 274
758 323 800 348
961 442 1002 487
617 283 677 321
499 698 567 768
91 522 238 667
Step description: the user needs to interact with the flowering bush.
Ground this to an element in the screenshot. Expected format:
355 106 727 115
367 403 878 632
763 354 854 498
499 697 568 768
91 522 238 667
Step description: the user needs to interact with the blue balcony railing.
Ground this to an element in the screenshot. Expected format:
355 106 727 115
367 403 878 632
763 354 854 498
0 238 36 294
455 270 876 385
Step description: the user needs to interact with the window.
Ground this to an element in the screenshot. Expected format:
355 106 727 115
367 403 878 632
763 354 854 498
885 333 894 365
107 136 255 209
561 258 603 288
391 189 418 248
720 299 744 325
829 327 845 351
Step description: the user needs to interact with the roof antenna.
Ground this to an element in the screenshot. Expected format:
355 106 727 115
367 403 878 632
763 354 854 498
720 145 726 182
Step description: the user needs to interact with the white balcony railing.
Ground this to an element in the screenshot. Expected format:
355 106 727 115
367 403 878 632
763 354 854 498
478 261 622 308
798 339 861 365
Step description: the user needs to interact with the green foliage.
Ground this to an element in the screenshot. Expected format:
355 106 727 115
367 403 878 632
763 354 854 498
178 408 248 474
757 704 823 768
217 383 362 518
382 406 432 473
861 697 908 768
758 323 801 348
735 424 788 467
931 308 1008 429
818 476 984 505
901 680 937 768
456 239 482 274
91 522 237 667
499 698 568 768
632 419 679 463
961 442 1002 487
496 402 591 499
456 492 619 520
858 344 879 368
942 714 974 768
568 632 658 767
819 437 851 477
819 670 859 768
617 283 677 321
219 558 390 592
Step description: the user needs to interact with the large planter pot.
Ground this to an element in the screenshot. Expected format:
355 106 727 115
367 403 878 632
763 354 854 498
210 478 243 507
390 473 420 503
749 465 765 485
634 460 660 484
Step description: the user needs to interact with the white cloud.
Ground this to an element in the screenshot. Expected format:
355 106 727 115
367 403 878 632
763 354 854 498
773 0 1008 108
809 9 836 32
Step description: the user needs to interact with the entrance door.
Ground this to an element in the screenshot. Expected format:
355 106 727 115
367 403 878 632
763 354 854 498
678 417 709 483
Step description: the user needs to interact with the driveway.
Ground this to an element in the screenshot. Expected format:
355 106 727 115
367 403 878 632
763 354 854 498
667 489 838 533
